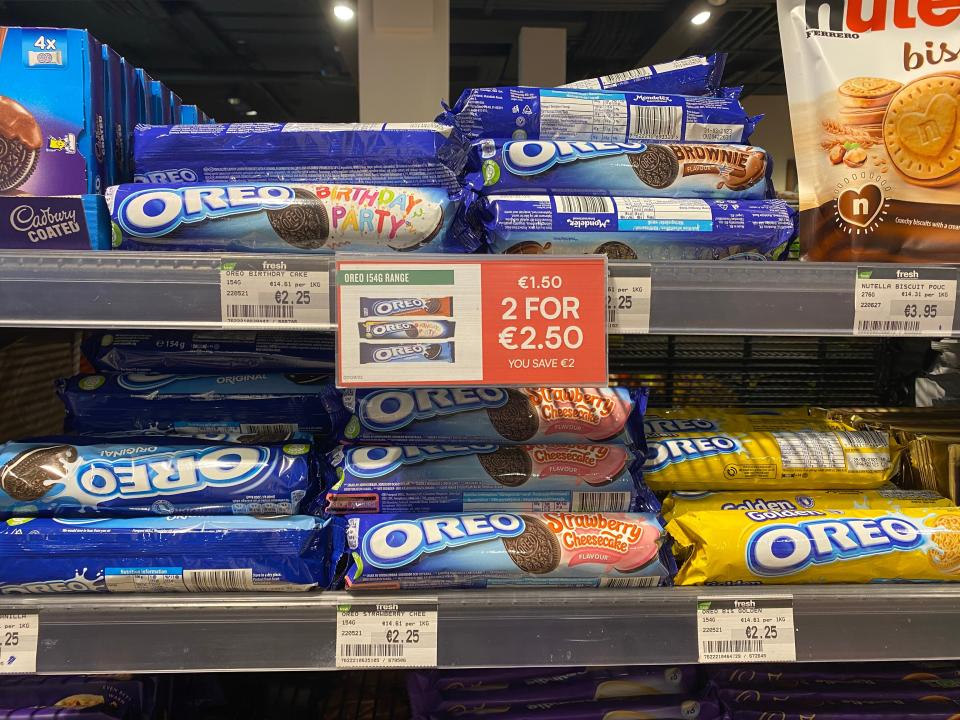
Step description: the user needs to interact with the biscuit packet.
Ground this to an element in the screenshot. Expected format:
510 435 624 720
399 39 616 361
778 0 960 261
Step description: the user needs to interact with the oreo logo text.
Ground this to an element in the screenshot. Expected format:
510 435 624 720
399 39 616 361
345 444 496 478
372 299 428 316
134 168 199 183
1 570 104 594
502 140 647 176
358 388 508 431
644 435 741 473
644 418 719 436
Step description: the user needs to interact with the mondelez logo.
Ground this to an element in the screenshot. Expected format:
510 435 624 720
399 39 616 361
803 0 960 37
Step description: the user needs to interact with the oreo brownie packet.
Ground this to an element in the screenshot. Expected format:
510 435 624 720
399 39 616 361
422 697 719 720
466 140 772 200
724 710 960 720
336 511 675 590
57 372 345 435
133 122 468 194
321 444 656 514
338 386 647 446
439 87 759 144
709 662 960 687
668 508 960 585
0 515 331 593
359 320 455 340
716 686 960 707
84 330 335 373
0 436 318 517
412 665 698 694
560 53 726 94
459 194 796 260
106 182 474 253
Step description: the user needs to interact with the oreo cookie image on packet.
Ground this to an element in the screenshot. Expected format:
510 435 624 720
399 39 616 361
560 53 726 95
359 320 455 340
468 140 772 200
0 515 332 593
106 183 471 253
360 297 453 318
336 511 675 589
57 373 345 435
322 443 656 514
359 342 454 364
460 194 796 261
133 122 469 194
440 87 759 144
338 386 646 445
0 437 317 517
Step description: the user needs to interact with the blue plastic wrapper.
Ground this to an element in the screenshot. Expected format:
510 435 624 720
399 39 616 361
458 194 797 261
105 182 474 253
322 444 657 514
133 122 469 194
84 330 335 373
0 515 331 593
358 342 455 364
359 320 456 340
338 387 647 446
57 373 345 435
440 87 759 144
559 53 726 94
466 140 772 200
338 511 675 590
0 436 318 517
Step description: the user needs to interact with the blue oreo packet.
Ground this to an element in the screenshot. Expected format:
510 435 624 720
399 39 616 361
440 87 759 144
57 372 345 436
0 436 318 517
560 53 727 94
0 515 333 593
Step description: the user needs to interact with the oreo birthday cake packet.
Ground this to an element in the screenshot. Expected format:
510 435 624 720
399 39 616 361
0 437 318 517
0 515 332 593
466 140 773 200
336 511 675 590
337 386 647 446
106 182 474 253
133 122 469 194
559 53 726 95
322 443 656 515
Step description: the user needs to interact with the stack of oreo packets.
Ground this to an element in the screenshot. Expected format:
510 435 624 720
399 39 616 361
444 54 799 261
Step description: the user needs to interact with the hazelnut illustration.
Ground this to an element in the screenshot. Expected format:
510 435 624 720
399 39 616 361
843 147 867 167
828 145 845 164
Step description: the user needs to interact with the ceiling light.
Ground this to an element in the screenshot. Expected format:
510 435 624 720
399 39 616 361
227 97 241 106
333 3 355 21
245 109 258 117
691 10 711 24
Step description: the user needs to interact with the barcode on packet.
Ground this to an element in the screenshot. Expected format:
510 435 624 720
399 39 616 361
183 569 254 592
225 304 295 321
702 639 765 655
628 105 683 140
856 319 921 334
574 492 632 512
599 577 660 588
599 67 652 85
338 644 405 659
239 423 298 435
835 430 888 448
554 195 615 214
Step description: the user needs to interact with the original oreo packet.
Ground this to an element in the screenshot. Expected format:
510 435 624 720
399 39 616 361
560 53 726 94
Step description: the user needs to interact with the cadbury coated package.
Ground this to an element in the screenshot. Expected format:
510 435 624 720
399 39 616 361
560 53 726 94
441 87 758 144
134 122 468 194
467 140 772 200
338 387 646 445
0 677 147 719
709 662 960 687
716 686 960 708
84 330 335 372
0 515 332 593
337 511 674 590
57 373 344 435
106 182 473 253
461 194 796 260
0 437 317 516
323 444 655 514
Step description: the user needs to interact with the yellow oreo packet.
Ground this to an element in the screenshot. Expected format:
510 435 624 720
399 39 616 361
643 407 849 438
669 507 960 585
661 485 953 523
643 429 896 492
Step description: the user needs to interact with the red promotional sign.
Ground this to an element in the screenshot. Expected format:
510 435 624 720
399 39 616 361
336 256 608 387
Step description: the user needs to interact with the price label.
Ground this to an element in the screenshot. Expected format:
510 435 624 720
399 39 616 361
854 267 956 336
0 613 39 673
697 596 795 663
336 602 438 668
607 265 651 334
219 258 330 328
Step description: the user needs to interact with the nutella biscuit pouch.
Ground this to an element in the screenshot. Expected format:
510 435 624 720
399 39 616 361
778 0 960 261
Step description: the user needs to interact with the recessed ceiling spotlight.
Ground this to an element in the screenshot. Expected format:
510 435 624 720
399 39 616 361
691 10 712 24
245 109 258 116
333 3 355 21
227 97 241 106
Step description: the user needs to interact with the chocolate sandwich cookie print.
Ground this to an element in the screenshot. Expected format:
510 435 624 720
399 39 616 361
359 342 455 364
0 95 42 192
358 320 456 340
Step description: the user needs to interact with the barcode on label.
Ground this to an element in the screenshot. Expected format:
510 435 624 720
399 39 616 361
239 423 298 435
338 644 405 658
856 319 921 333
836 430 888 448
574 492 632 512
702 639 764 655
225 305 295 320
629 105 683 140
555 195 615 214
599 577 660 588
183 569 254 592
607 308 617 324
600 67 652 85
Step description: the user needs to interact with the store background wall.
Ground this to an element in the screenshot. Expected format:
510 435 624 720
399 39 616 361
742 94 796 193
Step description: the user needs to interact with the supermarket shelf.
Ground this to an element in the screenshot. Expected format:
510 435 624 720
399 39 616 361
0 251 956 336
5 585 960 672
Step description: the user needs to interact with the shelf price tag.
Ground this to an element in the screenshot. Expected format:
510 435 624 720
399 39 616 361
0 613 39 674
336 256 608 387
607 265 651 334
219 257 330 328
336 602 438 668
854 267 956 336
697 596 795 664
